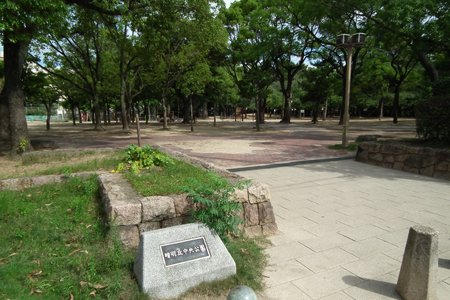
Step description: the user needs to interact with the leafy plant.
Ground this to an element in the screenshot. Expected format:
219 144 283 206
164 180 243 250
17 138 29 154
184 177 243 241
116 145 173 174
416 95 450 143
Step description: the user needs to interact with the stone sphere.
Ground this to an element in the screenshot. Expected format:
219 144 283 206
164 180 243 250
227 285 258 300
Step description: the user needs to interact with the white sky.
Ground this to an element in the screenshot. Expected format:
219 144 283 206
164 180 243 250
224 0 234 8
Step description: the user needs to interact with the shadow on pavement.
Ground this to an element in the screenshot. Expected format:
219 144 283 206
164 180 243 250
342 275 401 299
439 258 450 269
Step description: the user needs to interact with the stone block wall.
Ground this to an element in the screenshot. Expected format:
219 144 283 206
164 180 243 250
356 142 450 180
98 173 278 249
0 148 279 250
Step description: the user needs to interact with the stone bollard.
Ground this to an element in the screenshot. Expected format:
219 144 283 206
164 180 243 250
396 225 438 300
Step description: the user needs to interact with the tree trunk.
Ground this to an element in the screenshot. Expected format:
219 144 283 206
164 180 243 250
417 51 439 83
70 99 76 126
0 90 10 142
312 103 319 124
393 84 400 124
213 104 217 127
182 98 190 124
280 90 291 123
103 104 107 125
45 104 52 131
92 94 102 129
77 105 83 124
190 96 194 132
162 94 168 129
378 97 384 120
119 52 130 130
1 34 32 152
259 98 266 124
255 97 260 131
322 99 328 121
202 101 208 119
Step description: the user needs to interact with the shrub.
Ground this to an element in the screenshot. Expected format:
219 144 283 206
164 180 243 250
116 145 173 174
183 177 243 241
416 95 450 143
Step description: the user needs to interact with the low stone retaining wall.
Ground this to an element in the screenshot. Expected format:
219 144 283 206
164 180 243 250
356 142 450 180
98 173 278 249
0 148 278 249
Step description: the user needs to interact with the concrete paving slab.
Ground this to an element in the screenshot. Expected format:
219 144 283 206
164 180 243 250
237 159 450 300
292 267 364 299
340 238 399 259
263 259 313 287
296 248 358 273
263 282 313 300
341 253 399 278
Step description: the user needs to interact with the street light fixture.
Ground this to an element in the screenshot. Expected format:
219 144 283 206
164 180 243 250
336 32 366 147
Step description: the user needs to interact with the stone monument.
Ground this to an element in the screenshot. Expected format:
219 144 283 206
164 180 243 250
134 223 236 299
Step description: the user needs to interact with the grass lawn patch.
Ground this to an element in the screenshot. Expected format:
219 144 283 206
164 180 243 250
0 147 269 298
180 236 268 299
328 143 358 151
125 159 229 196
0 149 123 180
0 176 144 299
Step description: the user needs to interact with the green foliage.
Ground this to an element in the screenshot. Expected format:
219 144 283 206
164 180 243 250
182 236 268 297
0 177 142 299
17 138 29 154
416 95 450 143
125 159 224 196
184 177 243 241
117 145 173 174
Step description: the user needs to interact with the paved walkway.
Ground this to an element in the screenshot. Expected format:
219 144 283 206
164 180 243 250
236 159 450 300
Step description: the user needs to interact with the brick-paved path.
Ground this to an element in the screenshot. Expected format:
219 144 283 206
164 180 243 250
28 118 416 168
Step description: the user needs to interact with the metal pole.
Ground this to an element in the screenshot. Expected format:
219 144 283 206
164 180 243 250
342 47 353 147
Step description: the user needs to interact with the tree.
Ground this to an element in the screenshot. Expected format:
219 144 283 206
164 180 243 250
34 7 110 129
300 67 334 123
343 0 449 88
0 0 121 152
224 0 275 130
140 0 227 130
264 0 317 123
101 4 148 130
23 68 61 130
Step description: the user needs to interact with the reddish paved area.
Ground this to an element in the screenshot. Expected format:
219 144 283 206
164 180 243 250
28 118 417 168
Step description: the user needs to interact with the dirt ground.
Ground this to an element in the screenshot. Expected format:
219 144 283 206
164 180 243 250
0 117 417 177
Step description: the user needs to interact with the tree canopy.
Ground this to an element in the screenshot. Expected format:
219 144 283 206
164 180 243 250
0 0 448 151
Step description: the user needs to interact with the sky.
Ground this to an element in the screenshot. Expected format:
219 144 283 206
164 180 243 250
224 0 234 8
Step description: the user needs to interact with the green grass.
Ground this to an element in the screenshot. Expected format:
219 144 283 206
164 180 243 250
0 176 144 299
125 159 229 196
0 149 269 299
34 156 122 176
328 143 359 151
181 236 268 298
21 149 98 165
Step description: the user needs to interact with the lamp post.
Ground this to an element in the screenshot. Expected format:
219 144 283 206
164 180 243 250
336 33 366 147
